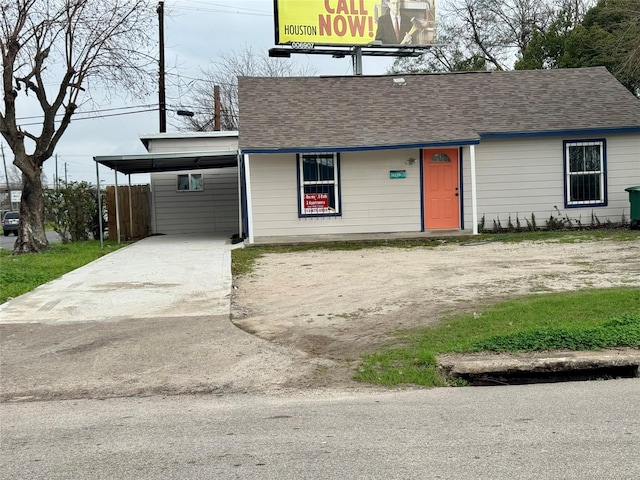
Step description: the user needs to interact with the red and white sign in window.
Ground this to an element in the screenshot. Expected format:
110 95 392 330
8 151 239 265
303 193 330 214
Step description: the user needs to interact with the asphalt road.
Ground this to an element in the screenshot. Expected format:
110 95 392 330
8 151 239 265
2 379 639 479
0 230 60 249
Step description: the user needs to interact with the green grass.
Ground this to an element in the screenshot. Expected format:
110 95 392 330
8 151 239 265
0 241 127 303
354 288 640 387
232 229 639 276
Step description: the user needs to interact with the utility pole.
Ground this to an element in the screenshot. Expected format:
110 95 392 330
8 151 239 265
64 162 68 184
157 1 166 133
55 154 59 188
214 85 221 131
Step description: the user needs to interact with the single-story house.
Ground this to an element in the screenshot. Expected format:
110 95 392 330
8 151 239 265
237 66 640 244
96 66 639 244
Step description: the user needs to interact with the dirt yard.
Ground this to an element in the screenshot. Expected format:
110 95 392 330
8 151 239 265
232 238 640 367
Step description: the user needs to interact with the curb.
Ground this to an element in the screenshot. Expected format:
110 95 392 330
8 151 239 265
437 349 640 385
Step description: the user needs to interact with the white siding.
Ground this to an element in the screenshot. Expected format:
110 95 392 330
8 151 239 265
249 150 422 240
247 133 638 241
144 133 238 154
461 134 640 230
151 168 239 235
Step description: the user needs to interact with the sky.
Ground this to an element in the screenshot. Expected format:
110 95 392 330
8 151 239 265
1 0 404 187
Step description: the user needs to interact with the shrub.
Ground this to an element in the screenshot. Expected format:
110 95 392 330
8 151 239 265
45 181 105 243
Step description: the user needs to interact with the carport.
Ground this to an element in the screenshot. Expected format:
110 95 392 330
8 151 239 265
94 150 242 245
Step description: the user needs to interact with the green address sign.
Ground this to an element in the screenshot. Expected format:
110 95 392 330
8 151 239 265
389 170 407 179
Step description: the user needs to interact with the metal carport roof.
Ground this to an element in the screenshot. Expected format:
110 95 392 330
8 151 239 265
93 150 239 175
93 150 241 246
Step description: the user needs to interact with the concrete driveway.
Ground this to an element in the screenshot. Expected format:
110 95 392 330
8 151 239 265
0 235 327 402
0 235 232 324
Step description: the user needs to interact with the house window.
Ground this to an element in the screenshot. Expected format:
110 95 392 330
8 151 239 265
298 153 341 217
564 140 606 207
431 153 451 163
177 173 203 192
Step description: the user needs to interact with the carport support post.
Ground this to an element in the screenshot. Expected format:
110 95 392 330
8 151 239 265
95 159 104 248
114 170 121 244
470 144 478 235
128 174 133 240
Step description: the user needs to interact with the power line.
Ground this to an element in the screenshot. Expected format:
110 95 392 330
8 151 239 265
180 0 271 14
166 70 247 87
15 104 159 121
18 108 159 127
166 0 271 16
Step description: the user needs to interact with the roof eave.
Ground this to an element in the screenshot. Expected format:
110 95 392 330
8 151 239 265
240 139 481 154
479 126 640 140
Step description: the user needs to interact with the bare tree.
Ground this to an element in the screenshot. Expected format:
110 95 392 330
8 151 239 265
390 16 488 73
447 0 557 70
177 46 316 132
553 0 595 24
391 0 595 73
0 0 156 253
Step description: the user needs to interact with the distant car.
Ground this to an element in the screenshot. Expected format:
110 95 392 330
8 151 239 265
2 211 19 236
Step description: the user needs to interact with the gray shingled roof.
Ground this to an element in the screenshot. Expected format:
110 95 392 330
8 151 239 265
238 67 640 151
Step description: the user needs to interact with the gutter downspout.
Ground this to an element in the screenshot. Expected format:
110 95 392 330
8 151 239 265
243 153 254 244
237 153 243 238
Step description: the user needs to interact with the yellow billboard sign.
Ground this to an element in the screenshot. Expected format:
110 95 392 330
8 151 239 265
274 0 437 47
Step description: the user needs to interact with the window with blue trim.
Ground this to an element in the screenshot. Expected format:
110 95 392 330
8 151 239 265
564 140 606 206
298 153 341 216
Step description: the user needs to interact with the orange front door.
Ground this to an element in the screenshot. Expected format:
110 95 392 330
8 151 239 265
423 148 460 229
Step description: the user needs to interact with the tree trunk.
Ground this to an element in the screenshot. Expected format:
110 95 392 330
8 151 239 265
13 156 49 254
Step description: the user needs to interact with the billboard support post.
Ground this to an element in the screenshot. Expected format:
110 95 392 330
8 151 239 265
352 47 363 76
269 45 433 75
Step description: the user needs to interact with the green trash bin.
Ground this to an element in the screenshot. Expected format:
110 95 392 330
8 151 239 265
626 186 640 229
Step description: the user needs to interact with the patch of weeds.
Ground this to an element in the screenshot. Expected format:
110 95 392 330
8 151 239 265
575 269 603 275
468 314 640 352
541 273 561 279
354 349 449 387
529 284 554 293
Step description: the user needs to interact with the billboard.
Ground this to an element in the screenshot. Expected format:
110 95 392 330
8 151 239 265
274 1 436 47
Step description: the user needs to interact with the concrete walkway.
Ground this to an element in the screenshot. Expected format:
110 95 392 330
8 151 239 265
0 235 233 324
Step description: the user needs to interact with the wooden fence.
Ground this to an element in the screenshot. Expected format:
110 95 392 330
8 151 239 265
105 185 151 241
